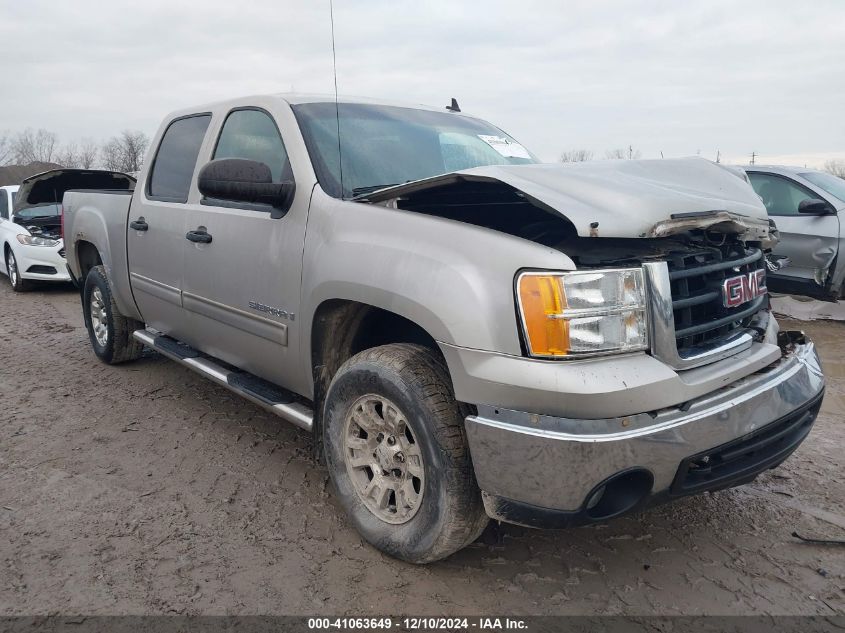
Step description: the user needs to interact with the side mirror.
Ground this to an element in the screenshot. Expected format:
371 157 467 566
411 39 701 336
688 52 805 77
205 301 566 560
798 198 832 215
198 158 295 218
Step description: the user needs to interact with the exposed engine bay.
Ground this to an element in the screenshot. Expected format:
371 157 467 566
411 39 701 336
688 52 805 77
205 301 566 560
15 215 62 241
369 177 773 263
550 233 764 269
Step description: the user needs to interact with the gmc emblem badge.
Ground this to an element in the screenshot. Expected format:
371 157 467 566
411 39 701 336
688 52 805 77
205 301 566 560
722 269 767 308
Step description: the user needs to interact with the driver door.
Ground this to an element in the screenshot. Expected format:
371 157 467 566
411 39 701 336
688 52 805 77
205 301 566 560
180 106 309 391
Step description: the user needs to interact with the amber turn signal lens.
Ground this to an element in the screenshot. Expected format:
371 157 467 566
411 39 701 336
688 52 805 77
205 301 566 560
518 275 570 356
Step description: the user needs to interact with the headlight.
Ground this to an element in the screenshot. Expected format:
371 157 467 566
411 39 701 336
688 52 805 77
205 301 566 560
517 268 648 358
16 234 59 247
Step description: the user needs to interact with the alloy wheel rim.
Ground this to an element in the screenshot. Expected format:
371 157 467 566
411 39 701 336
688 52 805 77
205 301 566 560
7 253 16 286
343 394 425 524
90 287 109 347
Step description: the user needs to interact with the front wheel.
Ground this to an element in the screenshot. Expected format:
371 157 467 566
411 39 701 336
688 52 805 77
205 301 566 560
5 248 32 292
82 265 143 364
323 343 488 563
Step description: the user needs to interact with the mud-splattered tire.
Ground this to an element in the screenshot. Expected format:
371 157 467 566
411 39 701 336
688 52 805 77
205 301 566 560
82 265 143 364
323 343 488 563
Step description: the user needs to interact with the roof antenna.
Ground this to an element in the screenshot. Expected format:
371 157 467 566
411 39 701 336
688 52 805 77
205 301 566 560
446 98 461 113
329 0 344 197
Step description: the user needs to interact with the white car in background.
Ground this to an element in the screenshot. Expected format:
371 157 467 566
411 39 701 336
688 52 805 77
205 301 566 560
1 170 135 292
0 183 70 291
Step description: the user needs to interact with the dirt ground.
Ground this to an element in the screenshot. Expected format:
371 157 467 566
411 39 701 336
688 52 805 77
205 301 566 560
0 281 843 616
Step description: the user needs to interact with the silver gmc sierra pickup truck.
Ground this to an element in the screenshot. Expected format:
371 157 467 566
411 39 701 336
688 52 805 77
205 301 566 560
62 94 825 563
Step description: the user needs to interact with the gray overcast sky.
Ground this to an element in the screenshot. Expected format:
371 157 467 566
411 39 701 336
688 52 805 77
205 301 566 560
1 0 843 167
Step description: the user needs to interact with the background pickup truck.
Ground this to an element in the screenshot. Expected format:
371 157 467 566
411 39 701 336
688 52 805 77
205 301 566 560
63 94 825 563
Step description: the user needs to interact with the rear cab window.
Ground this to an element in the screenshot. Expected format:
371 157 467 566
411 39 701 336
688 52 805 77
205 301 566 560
147 114 212 203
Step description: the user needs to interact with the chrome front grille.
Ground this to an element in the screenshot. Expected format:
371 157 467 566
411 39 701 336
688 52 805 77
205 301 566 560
644 242 767 371
667 245 765 353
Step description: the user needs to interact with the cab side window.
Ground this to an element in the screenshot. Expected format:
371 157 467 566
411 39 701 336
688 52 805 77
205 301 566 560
147 114 212 203
748 173 819 216
213 109 291 182
0 191 7 220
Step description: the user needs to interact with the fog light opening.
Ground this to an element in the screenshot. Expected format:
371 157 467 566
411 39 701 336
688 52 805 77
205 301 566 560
584 469 654 521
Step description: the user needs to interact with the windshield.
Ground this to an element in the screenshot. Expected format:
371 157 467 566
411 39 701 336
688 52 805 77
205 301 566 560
15 203 61 219
292 102 538 199
799 171 845 204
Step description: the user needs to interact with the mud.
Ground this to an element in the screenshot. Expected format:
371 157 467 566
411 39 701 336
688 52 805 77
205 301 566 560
0 282 843 615
771 294 845 322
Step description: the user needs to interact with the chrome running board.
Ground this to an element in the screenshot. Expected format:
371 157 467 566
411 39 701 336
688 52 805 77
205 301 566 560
132 329 313 432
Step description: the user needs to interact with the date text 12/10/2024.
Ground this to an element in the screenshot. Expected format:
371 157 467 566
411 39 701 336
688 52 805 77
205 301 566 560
307 617 529 630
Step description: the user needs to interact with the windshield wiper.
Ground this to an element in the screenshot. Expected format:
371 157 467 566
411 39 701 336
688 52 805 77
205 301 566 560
351 183 401 199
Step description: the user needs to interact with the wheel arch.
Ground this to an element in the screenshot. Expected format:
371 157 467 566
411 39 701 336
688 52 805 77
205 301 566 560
75 240 103 281
2 240 14 275
308 298 449 456
72 236 142 322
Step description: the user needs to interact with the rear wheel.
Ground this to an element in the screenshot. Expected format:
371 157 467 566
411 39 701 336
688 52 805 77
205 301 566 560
5 248 32 292
82 265 143 364
323 343 488 563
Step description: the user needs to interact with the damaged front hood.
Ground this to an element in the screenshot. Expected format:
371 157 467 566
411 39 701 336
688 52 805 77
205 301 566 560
366 157 770 240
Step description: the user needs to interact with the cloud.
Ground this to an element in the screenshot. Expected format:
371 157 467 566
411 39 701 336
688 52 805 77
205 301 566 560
0 0 843 164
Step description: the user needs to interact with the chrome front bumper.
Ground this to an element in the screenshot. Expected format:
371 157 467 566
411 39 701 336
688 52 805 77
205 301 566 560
465 333 824 527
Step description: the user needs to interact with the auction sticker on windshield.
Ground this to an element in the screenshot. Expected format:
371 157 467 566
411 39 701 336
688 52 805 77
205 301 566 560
477 134 532 159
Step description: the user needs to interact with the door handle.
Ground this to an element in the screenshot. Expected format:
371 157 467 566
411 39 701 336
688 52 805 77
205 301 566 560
186 228 212 244
129 217 149 231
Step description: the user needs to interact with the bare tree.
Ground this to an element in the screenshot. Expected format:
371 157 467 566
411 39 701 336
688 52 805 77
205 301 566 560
605 146 642 160
101 130 149 173
559 149 594 163
78 138 99 169
823 159 845 179
12 128 59 164
57 142 80 168
100 139 121 172
0 132 13 166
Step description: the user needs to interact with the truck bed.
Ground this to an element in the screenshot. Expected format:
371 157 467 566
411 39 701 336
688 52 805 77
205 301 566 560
63 188 140 321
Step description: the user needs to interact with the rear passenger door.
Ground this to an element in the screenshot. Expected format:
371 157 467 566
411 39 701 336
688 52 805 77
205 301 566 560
128 113 212 337
748 172 840 288
181 106 309 391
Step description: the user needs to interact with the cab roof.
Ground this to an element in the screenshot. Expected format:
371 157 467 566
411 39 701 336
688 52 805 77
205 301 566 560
164 92 472 119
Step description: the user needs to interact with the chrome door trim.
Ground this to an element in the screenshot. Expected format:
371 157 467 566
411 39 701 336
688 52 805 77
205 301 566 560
129 272 182 307
182 291 288 346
